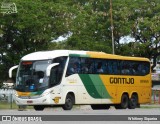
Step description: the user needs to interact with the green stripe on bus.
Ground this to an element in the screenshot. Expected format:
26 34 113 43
89 75 112 98
69 54 90 58
89 75 103 98
79 74 112 99
79 74 102 98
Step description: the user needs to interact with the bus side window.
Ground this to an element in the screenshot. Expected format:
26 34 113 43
96 62 104 73
108 61 113 74
121 62 130 75
81 58 89 74
88 59 95 74
66 57 80 76
103 60 109 74
128 61 150 76
81 63 88 74
128 62 136 75
112 61 118 74
144 62 150 74
107 60 118 75
137 62 149 75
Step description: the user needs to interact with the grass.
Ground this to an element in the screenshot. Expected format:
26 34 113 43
0 101 18 109
140 105 160 109
0 101 33 110
141 106 160 109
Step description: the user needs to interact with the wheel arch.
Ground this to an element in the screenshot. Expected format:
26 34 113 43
117 92 129 104
115 92 129 109
122 92 129 98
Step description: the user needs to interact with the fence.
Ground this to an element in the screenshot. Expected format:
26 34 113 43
152 85 160 104
0 88 15 109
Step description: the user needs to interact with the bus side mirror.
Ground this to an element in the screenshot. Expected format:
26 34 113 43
9 65 19 78
46 63 59 77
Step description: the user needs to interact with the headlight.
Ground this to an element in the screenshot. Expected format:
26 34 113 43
14 91 19 97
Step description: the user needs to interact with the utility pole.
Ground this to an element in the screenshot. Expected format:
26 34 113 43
110 0 115 54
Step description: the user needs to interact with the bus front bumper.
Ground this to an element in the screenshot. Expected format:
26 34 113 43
14 94 62 106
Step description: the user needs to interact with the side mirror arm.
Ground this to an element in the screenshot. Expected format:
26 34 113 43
9 65 19 78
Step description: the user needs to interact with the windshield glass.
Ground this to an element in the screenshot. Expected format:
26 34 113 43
16 60 52 92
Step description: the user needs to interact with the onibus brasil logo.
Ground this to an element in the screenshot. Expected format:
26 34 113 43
1 2 17 14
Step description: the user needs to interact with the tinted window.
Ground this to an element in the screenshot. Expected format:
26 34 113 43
66 57 150 76
66 57 81 76
50 57 67 87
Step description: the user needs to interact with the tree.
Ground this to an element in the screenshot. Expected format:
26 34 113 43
55 0 113 53
131 0 160 70
112 0 160 70
0 0 72 82
50 0 160 70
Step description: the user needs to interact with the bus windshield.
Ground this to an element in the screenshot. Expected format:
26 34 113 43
16 60 52 92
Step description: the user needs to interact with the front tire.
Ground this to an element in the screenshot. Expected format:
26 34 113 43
62 94 74 110
34 105 45 111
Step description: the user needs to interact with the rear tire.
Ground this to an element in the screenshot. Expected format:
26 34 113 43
115 94 129 109
62 94 74 110
128 94 138 109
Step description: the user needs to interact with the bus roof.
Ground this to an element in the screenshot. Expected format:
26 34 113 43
21 50 150 62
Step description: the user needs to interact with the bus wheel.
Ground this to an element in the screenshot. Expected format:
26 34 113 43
62 94 74 110
128 94 138 109
34 105 45 111
115 94 129 109
91 105 110 110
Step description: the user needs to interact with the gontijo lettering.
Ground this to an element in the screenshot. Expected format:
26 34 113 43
110 77 134 84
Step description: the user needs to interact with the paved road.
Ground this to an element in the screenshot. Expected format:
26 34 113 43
0 105 160 124
0 106 160 115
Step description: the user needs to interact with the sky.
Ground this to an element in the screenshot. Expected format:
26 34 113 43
119 35 135 44
52 32 73 42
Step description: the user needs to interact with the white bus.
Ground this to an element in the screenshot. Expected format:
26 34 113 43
9 50 151 110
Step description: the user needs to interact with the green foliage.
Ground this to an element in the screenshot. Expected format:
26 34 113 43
0 0 160 82
113 0 160 62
